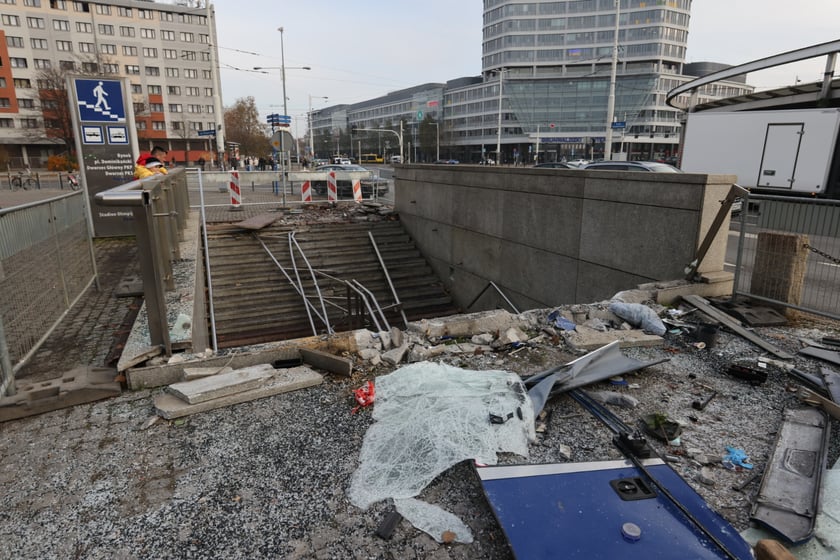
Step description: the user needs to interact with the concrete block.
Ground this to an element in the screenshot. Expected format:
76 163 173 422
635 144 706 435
656 277 734 306
182 366 233 381
390 327 404 348
408 309 523 339
300 348 353 377
563 325 664 350
382 343 409 366
165 364 275 404
154 366 323 419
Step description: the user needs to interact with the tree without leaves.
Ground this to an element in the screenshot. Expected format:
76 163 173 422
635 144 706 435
223 96 269 157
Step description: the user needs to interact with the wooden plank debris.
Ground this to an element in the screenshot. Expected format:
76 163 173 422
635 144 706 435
166 364 275 404
154 366 323 419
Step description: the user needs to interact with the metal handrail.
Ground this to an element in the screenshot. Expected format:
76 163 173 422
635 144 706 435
289 232 333 335
466 280 520 314
368 231 408 327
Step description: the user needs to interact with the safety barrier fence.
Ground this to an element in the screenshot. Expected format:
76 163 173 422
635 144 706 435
0 191 95 396
183 169 389 210
731 194 840 321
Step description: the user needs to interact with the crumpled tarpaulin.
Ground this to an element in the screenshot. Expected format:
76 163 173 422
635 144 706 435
348 362 535 543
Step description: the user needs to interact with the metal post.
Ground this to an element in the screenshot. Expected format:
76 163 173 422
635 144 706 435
496 68 504 164
604 0 620 161
279 27 288 204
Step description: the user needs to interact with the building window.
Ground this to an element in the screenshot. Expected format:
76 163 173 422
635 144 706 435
136 121 147 130
169 104 182 113
76 21 91 33
152 121 166 130
30 38 49 49
138 8 153 19
140 28 155 39
143 47 158 58
171 121 183 131
59 60 74 70
160 11 173 22
78 42 95 53
6 36 23 48
130 83 142 94
145 66 160 76
133 102 145 114
184 69 198 79
72 1 90 12
34 59 51 69
177 13 192 23
24 0 42 5
94 4 110 15
161 30 175 41
179 32 194 42
27 17 46 29
120 26 135 37
167 86 181 95
165 67 179 78
117 6 131 17
149 103 163 112
0 99 10 108
205 105 214 114
81 62 97 73
50 0 67 8
1 15 20 26
187 104 201 113
13 78 31 88
181 50 196 61
203 70 212 80
122 45 137 56
163 49 177 59
186 87 200 96
199 33 210 44
190 121 203 131
53 19 69 31
0 119 14 128
0 78 5 87
10 57 28 68
100 44 116 55
148 85 162 95
19 99 35 108
20 118 39 128
125 65 140 75
201 52 211 62
98 24 114 35
56 40 72 51
102 63 118 74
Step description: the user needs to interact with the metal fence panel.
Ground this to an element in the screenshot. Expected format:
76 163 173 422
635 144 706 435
0 192 95 395
733 194 840 320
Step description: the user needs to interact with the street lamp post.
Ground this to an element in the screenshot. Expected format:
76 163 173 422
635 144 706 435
430 122 440 161
308 95 328 159
496 68 506 165
604 0 621 161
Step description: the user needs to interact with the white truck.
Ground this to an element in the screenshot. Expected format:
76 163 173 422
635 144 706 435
680 107 840 198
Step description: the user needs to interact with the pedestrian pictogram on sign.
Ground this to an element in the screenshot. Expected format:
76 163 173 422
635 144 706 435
74 79 126 123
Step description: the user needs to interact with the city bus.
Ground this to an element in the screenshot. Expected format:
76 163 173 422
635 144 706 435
359 153 384 164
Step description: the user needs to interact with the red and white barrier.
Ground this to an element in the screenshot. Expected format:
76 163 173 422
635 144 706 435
300 180 312 202
352 179 362 202
327 171 338 202
229 170 241 209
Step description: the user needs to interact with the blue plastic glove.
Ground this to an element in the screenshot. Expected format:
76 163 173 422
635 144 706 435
723 446 753 470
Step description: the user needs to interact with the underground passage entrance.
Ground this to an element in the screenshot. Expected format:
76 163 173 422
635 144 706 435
203 212 459 348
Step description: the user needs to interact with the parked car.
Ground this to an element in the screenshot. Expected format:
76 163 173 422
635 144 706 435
434 159 459 164
390 155 402 164
312 164 389 197
582 160 683 173
534 162 577 169
565 159 590 168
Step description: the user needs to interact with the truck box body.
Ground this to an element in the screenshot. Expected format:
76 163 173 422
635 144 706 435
680 108 840 197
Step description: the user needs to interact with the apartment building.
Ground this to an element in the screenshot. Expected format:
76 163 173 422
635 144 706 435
0 0 223 168
311 0 753 164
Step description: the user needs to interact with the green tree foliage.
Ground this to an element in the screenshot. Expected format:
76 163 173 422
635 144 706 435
223 96 269 157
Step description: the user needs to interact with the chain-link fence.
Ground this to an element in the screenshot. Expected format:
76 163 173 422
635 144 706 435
0 191 96 396
731 194 840 320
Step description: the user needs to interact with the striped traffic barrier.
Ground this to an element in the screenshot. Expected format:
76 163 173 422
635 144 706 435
352 179 362 202
301 180 312 202
327 171 338 202
229 170 242 209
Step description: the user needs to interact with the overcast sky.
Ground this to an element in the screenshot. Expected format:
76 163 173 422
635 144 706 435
213 0 840 125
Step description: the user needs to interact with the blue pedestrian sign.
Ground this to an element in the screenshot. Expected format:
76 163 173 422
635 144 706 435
74 78 126 122
197 129 216 137
611 121 627 129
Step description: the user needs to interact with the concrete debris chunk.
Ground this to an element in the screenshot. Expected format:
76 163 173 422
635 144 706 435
390 327 404 348
382 343 410 366
154 366 323 419
563 325 664 350
377 330 392 351
495 326 529 347
300 347 353 377
471 333 495 345
408 309 524 339
166 363 275 404
182 366 233 381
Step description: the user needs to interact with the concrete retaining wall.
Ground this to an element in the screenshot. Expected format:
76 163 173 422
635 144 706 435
394 165 735 311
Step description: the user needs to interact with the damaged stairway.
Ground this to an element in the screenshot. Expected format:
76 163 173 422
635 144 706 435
204 218 459 348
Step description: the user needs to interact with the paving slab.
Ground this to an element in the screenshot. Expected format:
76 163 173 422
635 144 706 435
153 365 323 419
165 363 276 404
562 325 664 350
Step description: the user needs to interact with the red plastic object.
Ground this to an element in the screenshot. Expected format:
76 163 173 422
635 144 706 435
352 380 375 413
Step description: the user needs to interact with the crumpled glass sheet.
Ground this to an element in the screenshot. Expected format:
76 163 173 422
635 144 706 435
349 361 535 542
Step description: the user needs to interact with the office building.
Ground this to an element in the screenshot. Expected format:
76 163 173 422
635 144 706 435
310 0 753 164
0 0 223 168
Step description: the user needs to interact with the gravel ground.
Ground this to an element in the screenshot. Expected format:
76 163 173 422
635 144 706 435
2 301 839 559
